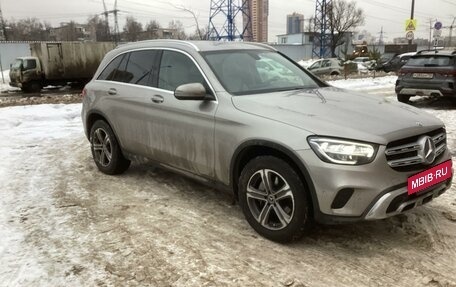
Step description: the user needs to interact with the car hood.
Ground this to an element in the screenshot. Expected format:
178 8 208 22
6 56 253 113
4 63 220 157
231 87 444 145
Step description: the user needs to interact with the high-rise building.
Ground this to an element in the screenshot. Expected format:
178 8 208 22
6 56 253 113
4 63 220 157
287 12 304 34
243 0 269 42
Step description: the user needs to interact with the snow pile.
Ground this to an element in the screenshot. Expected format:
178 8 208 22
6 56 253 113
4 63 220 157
329 75 397 95
0 69 19 93
0 104 82 143
297 59 317 68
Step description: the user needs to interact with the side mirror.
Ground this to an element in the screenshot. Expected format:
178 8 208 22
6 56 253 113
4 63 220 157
174 83 213 101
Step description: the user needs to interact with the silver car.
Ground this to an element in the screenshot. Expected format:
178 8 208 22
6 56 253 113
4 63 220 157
307 58 343 76
81 40 453 242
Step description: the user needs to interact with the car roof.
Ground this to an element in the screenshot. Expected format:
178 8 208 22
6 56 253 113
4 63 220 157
413 49 456 57
399 52 416 57
114 40 277 53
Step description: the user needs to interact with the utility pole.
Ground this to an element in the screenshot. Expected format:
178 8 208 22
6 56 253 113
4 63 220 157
208 0 251 41
428 19 432 50
101 0 120 43
378 26 384 45
312 0 332 59
449 17 456 47
408 0 415 50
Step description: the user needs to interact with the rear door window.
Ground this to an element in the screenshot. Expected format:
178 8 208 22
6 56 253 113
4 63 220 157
123 50 159 86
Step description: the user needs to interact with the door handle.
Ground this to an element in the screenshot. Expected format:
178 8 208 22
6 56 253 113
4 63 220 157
108 88 117 95
151 95 164 104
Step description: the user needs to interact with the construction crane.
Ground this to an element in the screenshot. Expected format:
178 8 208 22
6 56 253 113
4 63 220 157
102 0 110 39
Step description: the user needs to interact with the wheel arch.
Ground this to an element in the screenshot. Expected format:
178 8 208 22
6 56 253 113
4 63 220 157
86 110 122 146
230 140 319 217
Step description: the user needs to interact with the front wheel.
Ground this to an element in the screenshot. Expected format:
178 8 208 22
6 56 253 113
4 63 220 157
238 156 312 242
90 120 130 175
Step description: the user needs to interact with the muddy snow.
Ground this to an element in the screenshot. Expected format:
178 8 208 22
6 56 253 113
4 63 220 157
1 78 456 286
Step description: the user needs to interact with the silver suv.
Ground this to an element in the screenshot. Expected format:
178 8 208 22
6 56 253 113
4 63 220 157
82 40 453 242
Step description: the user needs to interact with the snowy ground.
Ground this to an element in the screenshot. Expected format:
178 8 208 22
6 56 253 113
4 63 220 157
0 70 20 93
1 76 456 286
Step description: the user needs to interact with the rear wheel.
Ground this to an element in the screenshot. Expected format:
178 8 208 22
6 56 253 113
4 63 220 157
397 94 411 103
238 156 312 242
23 81 42 93
90 120 130 175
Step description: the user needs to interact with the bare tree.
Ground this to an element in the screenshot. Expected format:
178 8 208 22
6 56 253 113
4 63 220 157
145 20 161 39
6 18 50 41
171 5 206 40
328 0 365 57
87 15 110 41
188 27 208 40
306 17 315 33
123 16 143 42
168 20 186 40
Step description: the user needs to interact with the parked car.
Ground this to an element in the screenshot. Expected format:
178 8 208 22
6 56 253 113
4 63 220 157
395 49 456 103
377 52 415 73
306 58 343 76
82 40 452 242
352 57 377 71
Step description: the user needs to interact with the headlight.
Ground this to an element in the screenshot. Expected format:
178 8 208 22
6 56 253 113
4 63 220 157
308 137 378 165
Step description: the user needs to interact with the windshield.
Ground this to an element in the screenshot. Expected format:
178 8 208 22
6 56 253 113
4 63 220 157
202 50 321 95
11 59 23 69
407 55 453 67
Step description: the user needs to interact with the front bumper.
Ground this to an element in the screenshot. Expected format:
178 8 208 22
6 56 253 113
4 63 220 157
364 178 451 220
9 81 22 88
296 147 452 223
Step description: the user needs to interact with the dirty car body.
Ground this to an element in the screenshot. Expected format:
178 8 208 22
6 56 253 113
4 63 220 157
81 40 453 242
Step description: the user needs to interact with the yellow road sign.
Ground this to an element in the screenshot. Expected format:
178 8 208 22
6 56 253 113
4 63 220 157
405 19 417 31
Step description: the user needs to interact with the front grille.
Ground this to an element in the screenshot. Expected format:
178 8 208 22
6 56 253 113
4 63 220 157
385 128 446 171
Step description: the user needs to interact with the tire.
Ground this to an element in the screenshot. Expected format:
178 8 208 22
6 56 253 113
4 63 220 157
89 120 130 175
238 156 312 242
330 71 340 76
23 81 42 93
397 94 411 103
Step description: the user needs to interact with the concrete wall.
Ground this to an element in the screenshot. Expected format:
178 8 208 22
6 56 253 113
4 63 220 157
272 42 354 61
0 42 31 71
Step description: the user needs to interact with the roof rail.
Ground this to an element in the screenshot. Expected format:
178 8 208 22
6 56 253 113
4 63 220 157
249 42 277 51
416 48 439 54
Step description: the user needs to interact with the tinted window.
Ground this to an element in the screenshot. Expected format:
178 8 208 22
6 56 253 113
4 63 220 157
98 54 124 81
23 59 37 70
123 50 158 86
309 60 321 69
158 51 206 91
407 55 453 67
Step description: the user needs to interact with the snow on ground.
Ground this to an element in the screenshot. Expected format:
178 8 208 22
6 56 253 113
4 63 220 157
1 79 456 286
0 70 20 93
329 75 398 95
297 59 317 68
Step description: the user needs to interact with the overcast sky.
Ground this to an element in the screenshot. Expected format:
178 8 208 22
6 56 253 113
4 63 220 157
1 0 455 42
